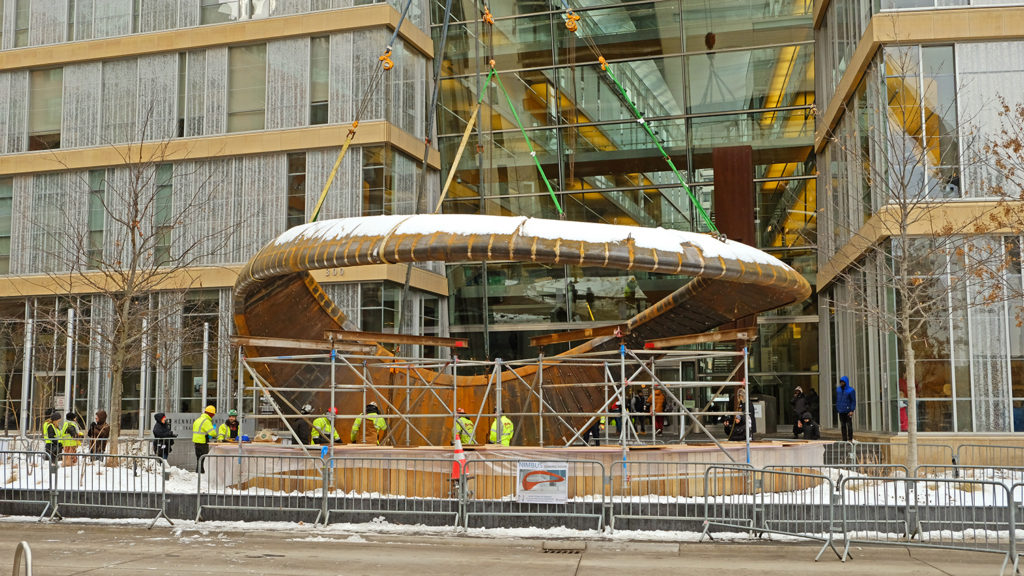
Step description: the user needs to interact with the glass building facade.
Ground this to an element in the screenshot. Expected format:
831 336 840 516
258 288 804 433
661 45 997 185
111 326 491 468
433 0 818 427
817 1 1024 433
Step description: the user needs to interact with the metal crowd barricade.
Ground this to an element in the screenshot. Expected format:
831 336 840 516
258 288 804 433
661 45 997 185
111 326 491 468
956 444 1024 468
0 450 52 520
612 461 749 531
759 468 841 560
916 465 1024 485
840 476 1016 569
197 454 326 524
462 459 605 531
1012 483 1024 574
325 457 461 527
700 465 757 539
765 464 909 482
52 454 170 528
831 442 955 467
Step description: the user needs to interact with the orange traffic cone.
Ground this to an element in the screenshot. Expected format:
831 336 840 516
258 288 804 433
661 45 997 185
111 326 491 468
452 436 467 480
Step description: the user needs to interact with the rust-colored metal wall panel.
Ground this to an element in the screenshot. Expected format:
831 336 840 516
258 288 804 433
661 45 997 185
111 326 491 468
712 146 755 246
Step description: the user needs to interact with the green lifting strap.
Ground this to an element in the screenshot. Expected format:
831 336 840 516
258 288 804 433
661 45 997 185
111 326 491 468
492 69 564 215
601 63 719 236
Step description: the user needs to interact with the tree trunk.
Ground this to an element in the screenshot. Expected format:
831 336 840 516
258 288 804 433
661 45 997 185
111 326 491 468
106 337 127 461
902 324 919 477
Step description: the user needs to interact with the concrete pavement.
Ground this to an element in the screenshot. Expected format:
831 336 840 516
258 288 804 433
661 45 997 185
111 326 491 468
0 520 1010 575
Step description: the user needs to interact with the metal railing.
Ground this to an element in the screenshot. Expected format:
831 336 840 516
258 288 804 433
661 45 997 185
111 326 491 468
701 465 840 560
11 541 31 576
196 454 326 524
956 444 1024 468
51 454 171 528
829 441 955 467
840 476 1017 570
0 451 52 520
326 456 461 526
612 461 750 531
462 459 606 531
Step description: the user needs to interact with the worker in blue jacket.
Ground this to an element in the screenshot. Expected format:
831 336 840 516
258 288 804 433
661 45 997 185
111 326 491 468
835 376 856 442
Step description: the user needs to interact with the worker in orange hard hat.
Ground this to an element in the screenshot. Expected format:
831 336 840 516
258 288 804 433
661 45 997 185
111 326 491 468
192 405 217 473
311 407 341 445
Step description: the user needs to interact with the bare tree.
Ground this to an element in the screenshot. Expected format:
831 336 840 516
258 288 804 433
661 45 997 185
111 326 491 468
822 45 1015 474
34 114 232 458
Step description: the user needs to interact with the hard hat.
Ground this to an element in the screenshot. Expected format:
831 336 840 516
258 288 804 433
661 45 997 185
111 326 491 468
205 405 216 415
456 407 466 414
327 407 337 415
228 409 238 416
300 404 312 414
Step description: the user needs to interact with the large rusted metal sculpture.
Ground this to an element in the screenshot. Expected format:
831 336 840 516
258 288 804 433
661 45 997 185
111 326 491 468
233 215 811 446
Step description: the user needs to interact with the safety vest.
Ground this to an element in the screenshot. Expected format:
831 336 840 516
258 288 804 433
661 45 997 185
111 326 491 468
453 416 475 444
192 413 215 444
311 416 339 442
489 416 513 446
217 422 238 442
60 421 81 448
43 421 60 444
351 413 386 444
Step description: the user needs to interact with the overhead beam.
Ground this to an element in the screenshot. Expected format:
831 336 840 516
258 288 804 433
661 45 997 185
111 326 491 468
644 327 755 349
529 324 626 347
323 330 468 348
233 335 376 353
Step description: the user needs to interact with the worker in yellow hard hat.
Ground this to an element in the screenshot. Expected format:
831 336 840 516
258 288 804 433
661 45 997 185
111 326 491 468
192 405 216 473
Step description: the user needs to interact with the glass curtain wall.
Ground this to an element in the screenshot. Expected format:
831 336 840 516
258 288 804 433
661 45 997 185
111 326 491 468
433 0 818 410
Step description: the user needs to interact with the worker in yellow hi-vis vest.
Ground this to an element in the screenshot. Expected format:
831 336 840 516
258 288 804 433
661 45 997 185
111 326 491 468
192 405 216 473
351 402 387 444
489 414 513 446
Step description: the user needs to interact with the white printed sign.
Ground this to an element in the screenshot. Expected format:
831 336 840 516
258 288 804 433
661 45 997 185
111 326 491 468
516 461 568 504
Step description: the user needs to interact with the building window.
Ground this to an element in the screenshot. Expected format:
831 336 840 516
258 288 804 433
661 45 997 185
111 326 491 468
67 0 75 41
310 36 329 125
200 0 236 25
14 0 29 47
360 282 396 333
227 44 267 133
28 69 63 151
154 164 173 266
286 153 306 229
87 170 105 269
0 178 12 274
362 146 390 216
176 53 186 137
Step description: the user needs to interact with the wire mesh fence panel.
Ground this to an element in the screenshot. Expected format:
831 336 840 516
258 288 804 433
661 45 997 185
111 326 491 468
462 459 605 531
0 450 53 519
611 461 745 531
759 468 841 560
956 445 1024 468
701 465 756 539
765 464 909 483
909 478 1013 560
830 442 955 468
839 476 910 557
197 454 325 524
52 453 169 527
325 457 461 527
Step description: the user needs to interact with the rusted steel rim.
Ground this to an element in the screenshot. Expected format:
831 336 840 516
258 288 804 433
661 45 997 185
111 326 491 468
234 214 810 324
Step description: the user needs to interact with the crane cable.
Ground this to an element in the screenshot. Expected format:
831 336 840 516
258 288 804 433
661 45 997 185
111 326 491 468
552 0 719 236
308 0 417 224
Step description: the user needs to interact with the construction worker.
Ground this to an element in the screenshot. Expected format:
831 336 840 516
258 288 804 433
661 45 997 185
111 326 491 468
217 409 240 442
60 412 83 465
293 404 313 446
311 407 341 445
351 402 386 444
489 414 513 446
192 405 216 473
452 407 475 445
43 410 62 464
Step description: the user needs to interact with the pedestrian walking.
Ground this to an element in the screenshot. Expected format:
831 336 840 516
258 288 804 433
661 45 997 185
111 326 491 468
631 391 647 434
87 409 110 458
352 402 387 444
192 405 216 473
152 413 176 461
217 410 239 442
60 412 83 466
835 376 856 442
43 410 62 464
